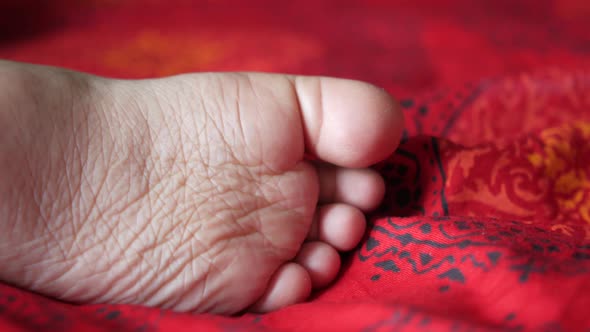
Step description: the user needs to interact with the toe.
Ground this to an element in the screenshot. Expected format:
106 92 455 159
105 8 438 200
316 164 386 211
295 242 341 289
292 76 404 168
249 263 312 313
308 204 366 251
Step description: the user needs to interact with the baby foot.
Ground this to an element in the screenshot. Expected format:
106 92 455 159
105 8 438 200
0 61 403 314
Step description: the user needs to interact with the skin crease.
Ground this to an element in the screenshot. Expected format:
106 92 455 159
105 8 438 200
0 60 403 314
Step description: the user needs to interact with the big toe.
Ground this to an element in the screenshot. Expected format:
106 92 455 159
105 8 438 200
293 76 404 168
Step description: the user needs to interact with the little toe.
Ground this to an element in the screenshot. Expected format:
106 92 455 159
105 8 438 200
317 164 386 211
249 263 312 313
294 242 341 289
308 203 366 251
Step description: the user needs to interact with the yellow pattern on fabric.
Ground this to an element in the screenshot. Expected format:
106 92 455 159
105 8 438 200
104 30 227 76
528 121 590 223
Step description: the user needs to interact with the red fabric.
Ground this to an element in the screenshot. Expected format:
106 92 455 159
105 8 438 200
1 0 590 331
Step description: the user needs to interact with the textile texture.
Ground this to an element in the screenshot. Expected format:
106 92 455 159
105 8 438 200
1 0 590 331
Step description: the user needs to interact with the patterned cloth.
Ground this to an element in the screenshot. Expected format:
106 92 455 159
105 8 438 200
1 0 589 331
